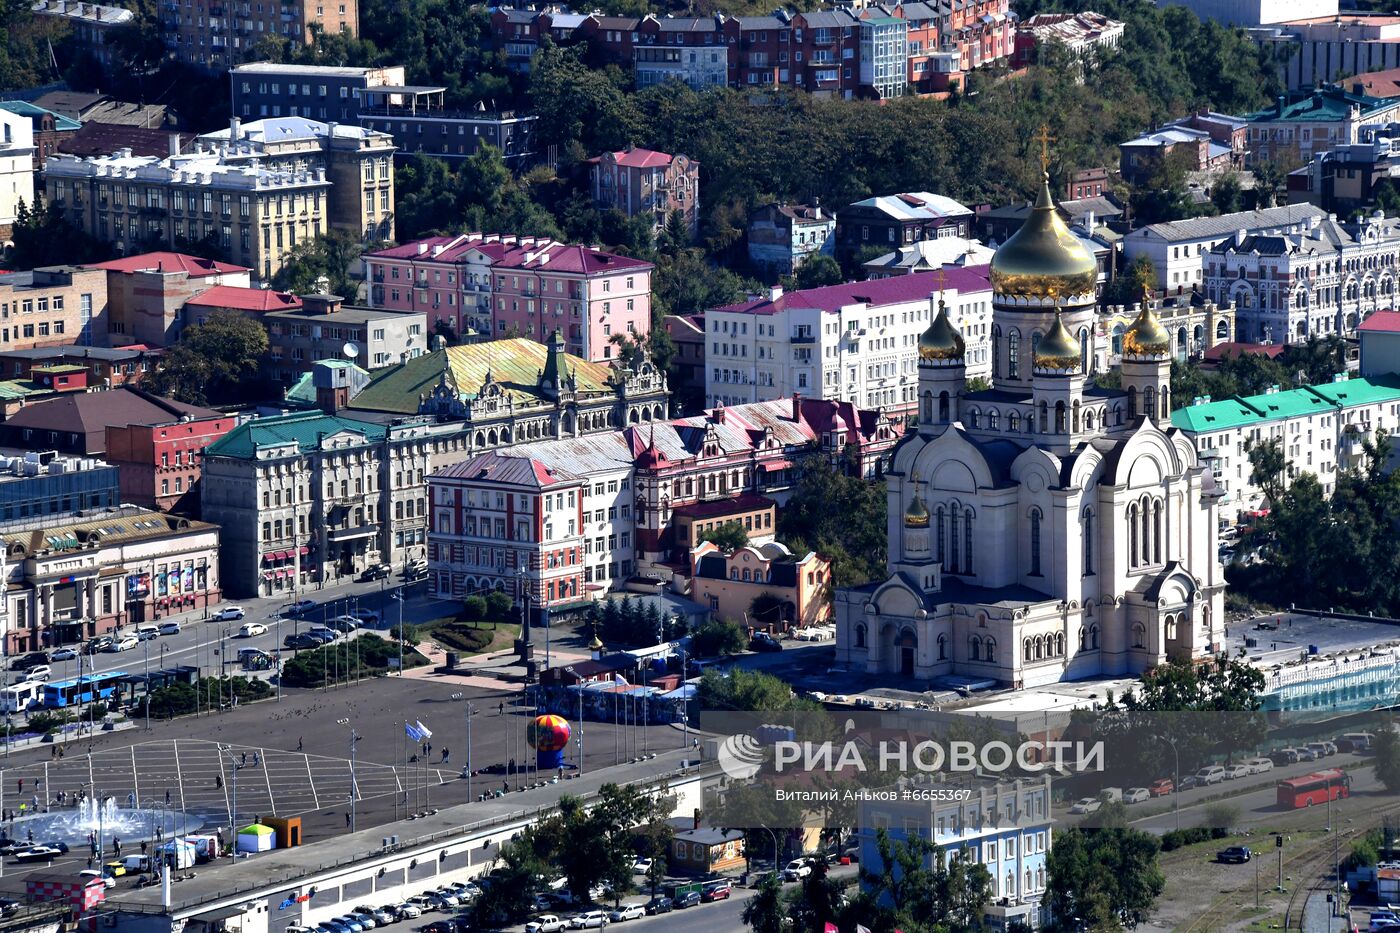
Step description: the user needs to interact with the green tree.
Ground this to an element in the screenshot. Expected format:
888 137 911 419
1247 437 1287 508
462 595 488 623
742 872 785 933
1044 827 1165 931
528 45 640 154
485 590 514 624
700 520 749 552
699 667 818 713
1210 172 1244 215
778 459 887 586
854 828 993 933
1374 727 1400 795
792 255 843 290
144 311 270 405
690 618 748 658
1252 160 1289 209
271 230 368 299
6 198 112 269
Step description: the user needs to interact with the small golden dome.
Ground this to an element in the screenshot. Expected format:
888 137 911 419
588 633 604 652
989 173 1099 301
918 298 966 361
1123 290 1172 358
1034 311 1081 373
904 495 930 528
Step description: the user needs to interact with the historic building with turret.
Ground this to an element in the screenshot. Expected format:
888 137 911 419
834 163 1227 687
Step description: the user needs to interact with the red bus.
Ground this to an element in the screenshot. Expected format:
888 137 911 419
1276 769 1351 809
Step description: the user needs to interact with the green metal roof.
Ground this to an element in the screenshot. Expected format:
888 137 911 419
1171 376 1400 434
1247 87 1400 124
0 381 41 401
0 100 81 132
205 411 387 460
349 337 617 415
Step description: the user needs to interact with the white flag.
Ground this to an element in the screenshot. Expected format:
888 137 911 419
415 720 433 739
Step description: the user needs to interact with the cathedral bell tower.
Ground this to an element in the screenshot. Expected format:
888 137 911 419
1121 286 1173 424
917 284 967 435
1031 301 1087 455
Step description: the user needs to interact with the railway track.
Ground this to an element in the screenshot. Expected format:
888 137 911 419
1174 803 1399 933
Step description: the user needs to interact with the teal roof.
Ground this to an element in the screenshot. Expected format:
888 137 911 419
0 100 81 132
205 411 387 460
283 363 370 409
1247 87 1400 124
1171 376 1400 434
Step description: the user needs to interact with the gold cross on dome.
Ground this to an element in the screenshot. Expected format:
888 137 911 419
1034 124 1055 173
934 266 947 297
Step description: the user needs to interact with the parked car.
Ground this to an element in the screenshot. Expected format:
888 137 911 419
1245 757 1275 774
608 905 645 922
1217 846 1251 864
50 647 78 661
420 922 455 933
783 858 813 881
134 626 160 641
84 637 113 654
1148 778 1174 796
333 917 364 932
425 890 459 909
13 842 69 863
345 912 376 929
1269 748 1300 766
237 622 267 638
672 891 701 909
0 898 19 918
1295 747 1319 762
1224 764 1252 780
284 633 321 650
212 606 246 622
1194 766 1226 785
78 869 115 889
568 911 607 929
358 564 392 582
157 622 182 636
328 616 360 633
356 907 394 924
1123 787 1150 805
10 652 48 670
631 858 652 875
352 609 381 625
642 898 673 915
105 635 139 652
749 632 784 652
391 903 421 920
1306 742 1333 759
701 881 732 902
22 666 51 683
286 599 317 616
526 917 566 933
1069 798 1102 815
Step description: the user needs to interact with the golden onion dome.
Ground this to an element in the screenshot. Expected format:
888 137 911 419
1123 291 1172 358
904 495 930 528
918 298 966 362
990 173 1099 301
1034 311 1081 373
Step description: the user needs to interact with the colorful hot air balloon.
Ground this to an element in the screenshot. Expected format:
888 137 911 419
528 714 572 768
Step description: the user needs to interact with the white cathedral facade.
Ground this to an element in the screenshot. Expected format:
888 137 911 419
834 171 1227 688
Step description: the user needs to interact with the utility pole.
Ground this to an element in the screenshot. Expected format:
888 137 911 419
464 701 472 801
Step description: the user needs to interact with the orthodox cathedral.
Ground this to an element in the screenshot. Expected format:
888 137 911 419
834 164 1226 689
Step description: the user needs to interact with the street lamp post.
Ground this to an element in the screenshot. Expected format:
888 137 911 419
143 639 150 732
220 746 239 855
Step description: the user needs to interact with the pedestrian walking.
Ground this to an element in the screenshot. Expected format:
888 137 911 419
297 738 303 752
345 813 351 827
140 841 147 855
16 779 21 794
253 752 260 767
241 752 247 766
113 838 121 856
127 792 135 808
164 789 170 806
440 748 449 763
58 748 63 759
498 702 504 716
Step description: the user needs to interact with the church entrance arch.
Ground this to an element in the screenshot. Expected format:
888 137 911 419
897 628 917 676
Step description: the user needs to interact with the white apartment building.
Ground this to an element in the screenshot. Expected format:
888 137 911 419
1204 211 1400 344
1170 374 1400 522
1122 203 1329 293
705 269 993 415
0 108 34 241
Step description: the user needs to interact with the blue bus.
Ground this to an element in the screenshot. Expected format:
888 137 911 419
41 671 128 708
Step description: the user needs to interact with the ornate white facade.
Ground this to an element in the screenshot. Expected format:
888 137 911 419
835 172 1227 688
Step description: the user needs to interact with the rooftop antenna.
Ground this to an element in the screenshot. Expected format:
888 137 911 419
343 341 360 360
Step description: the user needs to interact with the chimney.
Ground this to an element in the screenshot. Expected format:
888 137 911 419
769 285 783 301
792 393 802 423
692 809 701 830
713 405 725 426
229 116 241 141
168 133 180 158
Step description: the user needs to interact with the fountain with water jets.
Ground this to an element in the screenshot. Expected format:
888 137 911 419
5 796 202 846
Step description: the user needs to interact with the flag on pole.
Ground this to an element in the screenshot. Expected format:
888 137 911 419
857 926 872 933
404 721 424 741
415 719 433 739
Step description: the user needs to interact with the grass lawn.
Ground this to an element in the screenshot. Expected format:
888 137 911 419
420 616 522 656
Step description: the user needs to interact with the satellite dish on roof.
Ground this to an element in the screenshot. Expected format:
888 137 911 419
343 341 360 360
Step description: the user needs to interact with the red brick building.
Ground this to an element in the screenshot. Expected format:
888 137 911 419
86 252 252 347
105 412 238 514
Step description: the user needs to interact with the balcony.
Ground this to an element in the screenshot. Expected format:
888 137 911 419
790 333 815 344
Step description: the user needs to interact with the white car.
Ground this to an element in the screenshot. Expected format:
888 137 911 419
158 621 182 635
631 858 652 874
22 666 51 682
392 903 421 920
1195 766 1226 785
105 635 139 652
50 647 78 661
78 869 115 889
212 606 246 622
237 622 268 638
1068 798 1102 815
1123 787 1150 805
608 905 644 923
526 917 566 933
782 858 812 881
1224 764 1252 780
1246 757 1275 774
569 912 607 930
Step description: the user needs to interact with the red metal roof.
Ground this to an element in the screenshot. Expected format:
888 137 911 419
1202 341 1287 362
712 267 991 316
87 252 249 278
1358 310 1400 334
185 286 302 313
591 147 678 169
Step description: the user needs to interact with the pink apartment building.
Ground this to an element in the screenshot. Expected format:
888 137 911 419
364 234 654 362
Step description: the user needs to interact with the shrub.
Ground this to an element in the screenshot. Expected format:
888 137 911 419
1160 828 1213 851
